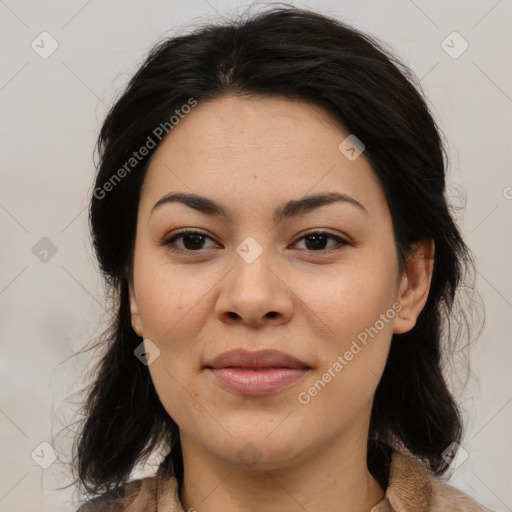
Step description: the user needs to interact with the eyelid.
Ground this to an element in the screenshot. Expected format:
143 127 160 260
291 229 349 245
290 230 349 254
159 228 218 250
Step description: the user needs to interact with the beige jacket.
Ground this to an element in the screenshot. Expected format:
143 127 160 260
78 452 494 511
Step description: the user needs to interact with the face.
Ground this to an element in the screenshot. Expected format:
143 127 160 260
128 95 427 470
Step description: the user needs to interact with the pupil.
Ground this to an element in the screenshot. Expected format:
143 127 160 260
306 234 327 250
184 234 204 250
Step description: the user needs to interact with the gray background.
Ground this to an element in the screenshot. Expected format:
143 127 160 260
1 0 511 510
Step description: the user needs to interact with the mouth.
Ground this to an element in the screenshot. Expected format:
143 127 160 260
204 349 311 396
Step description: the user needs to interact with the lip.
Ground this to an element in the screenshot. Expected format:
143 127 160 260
205 349 311 396
206 349 309 369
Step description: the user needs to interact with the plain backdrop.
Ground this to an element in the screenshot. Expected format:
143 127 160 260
1 0 511 510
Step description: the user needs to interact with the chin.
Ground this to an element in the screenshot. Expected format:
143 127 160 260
204 427 307 471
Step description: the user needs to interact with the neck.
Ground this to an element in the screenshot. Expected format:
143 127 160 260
178 429 384 512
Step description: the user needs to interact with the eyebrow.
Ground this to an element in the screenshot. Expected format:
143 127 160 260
150 191 367 223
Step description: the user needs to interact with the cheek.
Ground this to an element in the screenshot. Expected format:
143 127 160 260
134 258 217 345
137 264 211 429
294 258 399 340
133 257 219 409
292 256 398 405
295 272 396 426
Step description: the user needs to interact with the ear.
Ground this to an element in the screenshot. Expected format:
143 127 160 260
128 280 143 337
393 239 435 335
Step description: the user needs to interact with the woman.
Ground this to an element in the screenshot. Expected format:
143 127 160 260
74 5 493 511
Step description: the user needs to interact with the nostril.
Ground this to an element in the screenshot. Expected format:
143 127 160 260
266 311 278 318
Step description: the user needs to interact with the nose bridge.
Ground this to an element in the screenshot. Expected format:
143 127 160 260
215 234 293 325
231 234 276 298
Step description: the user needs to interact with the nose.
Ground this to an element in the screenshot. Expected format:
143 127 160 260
215 245 294 328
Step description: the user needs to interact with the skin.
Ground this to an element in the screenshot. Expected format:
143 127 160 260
128 94 434 512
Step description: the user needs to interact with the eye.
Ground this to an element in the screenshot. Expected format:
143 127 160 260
291 231 348 252
161 229 219 253
160 229 348 254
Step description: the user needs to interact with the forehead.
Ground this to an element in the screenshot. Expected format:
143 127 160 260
151 95 346 161
140 95 384 215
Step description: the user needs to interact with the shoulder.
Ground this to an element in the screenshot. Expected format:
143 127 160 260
429 477 495 512
383 451 494 512
75 477 150 512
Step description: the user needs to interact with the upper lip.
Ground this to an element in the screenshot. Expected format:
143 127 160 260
205 349 310 369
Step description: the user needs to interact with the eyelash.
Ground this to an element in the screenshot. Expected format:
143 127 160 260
160 229 349 255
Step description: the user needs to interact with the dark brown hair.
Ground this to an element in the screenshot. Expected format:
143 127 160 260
73 4 475 498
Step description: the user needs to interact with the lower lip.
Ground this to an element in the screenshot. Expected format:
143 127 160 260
209 367 309 396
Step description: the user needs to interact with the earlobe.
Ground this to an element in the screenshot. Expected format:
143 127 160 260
128 281 142 337
393 239 435 335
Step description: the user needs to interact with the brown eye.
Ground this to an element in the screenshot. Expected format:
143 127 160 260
292 231 348 252
161 230 218 253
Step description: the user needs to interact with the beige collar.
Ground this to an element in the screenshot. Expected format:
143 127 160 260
371 452 432 511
